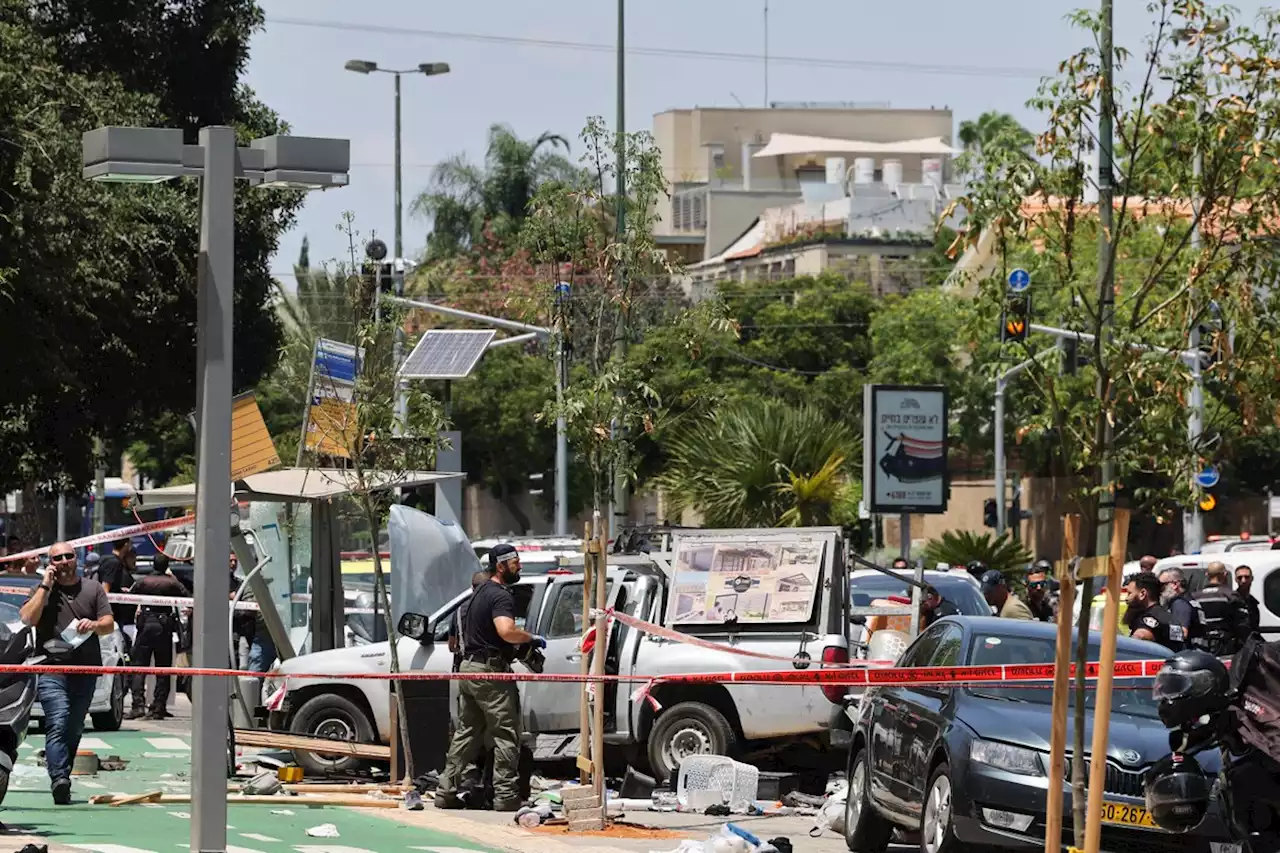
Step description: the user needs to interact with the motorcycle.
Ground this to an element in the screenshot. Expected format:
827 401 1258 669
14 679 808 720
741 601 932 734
0 623 38 804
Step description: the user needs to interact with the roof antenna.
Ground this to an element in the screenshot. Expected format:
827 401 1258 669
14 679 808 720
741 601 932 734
763 0 770 107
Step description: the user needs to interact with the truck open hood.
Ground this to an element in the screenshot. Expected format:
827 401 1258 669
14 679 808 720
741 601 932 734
389 505 475 627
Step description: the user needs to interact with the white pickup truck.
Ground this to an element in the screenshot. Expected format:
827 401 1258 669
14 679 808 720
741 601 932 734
264 528 851 779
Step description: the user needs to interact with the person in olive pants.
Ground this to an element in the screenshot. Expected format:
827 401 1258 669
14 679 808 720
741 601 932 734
435 545 544 812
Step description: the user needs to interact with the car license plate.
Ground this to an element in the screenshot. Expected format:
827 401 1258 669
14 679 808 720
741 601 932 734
1100 801 1157 828
1210 844 1242 853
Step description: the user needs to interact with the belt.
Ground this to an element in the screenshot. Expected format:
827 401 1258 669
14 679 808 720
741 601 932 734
463 652 508 665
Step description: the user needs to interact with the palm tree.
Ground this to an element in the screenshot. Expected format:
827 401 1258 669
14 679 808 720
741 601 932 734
958 111 1035 154
656 401 858 528
412 124 578 259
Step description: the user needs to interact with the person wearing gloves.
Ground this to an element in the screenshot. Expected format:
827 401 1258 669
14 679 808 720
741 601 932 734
435 544 545 812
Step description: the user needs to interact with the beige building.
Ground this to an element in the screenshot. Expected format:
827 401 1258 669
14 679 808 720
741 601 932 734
653 104 955 263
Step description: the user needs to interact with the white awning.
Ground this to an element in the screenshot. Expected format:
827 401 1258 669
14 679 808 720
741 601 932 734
134 468 465 508
753 133 959 159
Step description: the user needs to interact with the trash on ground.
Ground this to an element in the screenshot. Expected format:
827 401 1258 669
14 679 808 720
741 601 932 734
305 823 340 838
270 809 295 816
516 803 555 827
809 779 848 838
402 790 424 811
241 771 282 796
99 755 129 772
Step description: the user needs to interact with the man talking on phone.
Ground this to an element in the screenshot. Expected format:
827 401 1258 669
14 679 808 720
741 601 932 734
20 542 114 805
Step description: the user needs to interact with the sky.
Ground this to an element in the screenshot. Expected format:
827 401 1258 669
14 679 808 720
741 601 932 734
246 0 1274 281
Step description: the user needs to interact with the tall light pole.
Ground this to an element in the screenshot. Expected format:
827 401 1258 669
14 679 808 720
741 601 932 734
345 59 451 434
83 126 350 853
610 0 629 540
1173 19 1224 554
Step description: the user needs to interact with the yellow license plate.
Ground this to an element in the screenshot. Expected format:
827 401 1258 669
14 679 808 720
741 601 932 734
1100 801 1157 828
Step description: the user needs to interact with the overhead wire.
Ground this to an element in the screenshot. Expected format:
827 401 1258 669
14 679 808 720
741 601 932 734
264 16 1049 80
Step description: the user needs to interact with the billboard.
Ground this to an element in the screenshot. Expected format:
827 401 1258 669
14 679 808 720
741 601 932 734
303 338 359 459
863 384 949 514
230 392 281 480
665 538 825 626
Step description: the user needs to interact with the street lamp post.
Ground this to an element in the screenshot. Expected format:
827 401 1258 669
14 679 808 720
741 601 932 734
82 126 350 853
345 59 450 436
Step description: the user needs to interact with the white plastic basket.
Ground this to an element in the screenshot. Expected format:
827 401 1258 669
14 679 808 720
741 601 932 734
867 628 910 664
676 754 760 812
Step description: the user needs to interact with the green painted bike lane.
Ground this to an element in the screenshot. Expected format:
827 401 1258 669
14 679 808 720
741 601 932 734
1 729 501 853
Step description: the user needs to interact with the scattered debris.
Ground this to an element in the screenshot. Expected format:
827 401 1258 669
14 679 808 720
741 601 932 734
270 809 295 816
276 766 304 783
240 772 282 796
305 823 340 838
15 844 47 853
515 803 554 828
234 729 389 759
618 767 657 799
107 790 163 807
808 780 848 838
402 790 423 811
99 755 129 772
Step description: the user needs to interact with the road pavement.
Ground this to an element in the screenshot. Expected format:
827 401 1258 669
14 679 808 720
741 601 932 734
0 709 504 853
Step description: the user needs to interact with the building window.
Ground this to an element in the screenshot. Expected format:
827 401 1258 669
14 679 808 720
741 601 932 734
692 194 705 228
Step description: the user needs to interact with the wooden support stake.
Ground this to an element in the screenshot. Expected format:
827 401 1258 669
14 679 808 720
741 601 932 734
1044 514 1080 853
1083 508 1130 853
590 518 609 822
578 520 593 788
107 790 163 807
92 793 401 808
233 729 390 759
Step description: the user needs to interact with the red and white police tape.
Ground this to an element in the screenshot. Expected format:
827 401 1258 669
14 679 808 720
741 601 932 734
0 515 193 563
0 657 1168 687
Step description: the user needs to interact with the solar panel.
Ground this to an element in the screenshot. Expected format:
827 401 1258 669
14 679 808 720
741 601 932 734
398 329 496 380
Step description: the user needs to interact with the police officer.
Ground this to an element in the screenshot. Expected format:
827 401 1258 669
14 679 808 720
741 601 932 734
127 553 188 719
1025 559 1057 622
435 545 545 812
1157 567 1200 638
1192 561 1252 656
1124 572 1185 652
920 585 960 628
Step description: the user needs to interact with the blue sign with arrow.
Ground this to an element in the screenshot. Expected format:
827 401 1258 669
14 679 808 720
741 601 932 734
1195 466 1221 489
1008 268 1031 292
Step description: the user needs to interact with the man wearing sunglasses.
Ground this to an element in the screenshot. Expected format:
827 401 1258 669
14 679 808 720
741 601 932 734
1025 559 1057 622
19 542 113 805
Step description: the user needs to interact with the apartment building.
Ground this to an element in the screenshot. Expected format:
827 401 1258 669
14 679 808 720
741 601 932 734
653 103 955 263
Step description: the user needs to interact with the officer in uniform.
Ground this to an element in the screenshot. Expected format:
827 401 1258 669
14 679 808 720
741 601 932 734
1192 561 1252 656
435 545 545 812
1124 572 1185 652
1157 567 1201 638
1025 559 1058 622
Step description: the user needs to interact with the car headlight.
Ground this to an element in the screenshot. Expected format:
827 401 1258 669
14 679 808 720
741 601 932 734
969 739 1045 776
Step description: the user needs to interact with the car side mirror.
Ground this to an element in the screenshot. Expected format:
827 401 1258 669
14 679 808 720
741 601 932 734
850 615 867 627
397 612 429 641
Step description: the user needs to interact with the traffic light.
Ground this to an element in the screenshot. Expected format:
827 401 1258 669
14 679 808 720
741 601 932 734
1198 492 1217 512
983 498 998 529
1001 295 1031 343
376 262 394 295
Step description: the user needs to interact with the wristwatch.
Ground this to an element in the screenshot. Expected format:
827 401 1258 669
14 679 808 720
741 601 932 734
38 584 51 592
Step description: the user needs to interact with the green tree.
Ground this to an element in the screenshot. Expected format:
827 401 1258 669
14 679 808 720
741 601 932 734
957 110 1035 154
0 0 302 492
412 124 577 261
656 401 859 528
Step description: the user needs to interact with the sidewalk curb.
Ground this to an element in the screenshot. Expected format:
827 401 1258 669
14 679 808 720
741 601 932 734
372 806 645 853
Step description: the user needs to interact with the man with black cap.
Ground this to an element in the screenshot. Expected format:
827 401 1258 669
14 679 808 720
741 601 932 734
981 570 1034 620
1025 559 1057 622
435 544 545 812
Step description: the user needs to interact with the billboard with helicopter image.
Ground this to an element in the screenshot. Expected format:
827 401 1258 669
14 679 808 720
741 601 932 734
863 384 949 514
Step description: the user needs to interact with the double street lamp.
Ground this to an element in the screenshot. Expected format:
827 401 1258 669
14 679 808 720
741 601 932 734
82 125 350 853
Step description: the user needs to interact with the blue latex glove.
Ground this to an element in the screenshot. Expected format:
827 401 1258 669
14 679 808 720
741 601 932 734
531 635 548 650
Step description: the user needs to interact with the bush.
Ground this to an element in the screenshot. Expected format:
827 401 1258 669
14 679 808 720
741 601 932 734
922 530 1032 580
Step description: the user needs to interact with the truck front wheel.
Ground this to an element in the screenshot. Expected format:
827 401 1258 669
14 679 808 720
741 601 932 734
289 693 375 776
646 701 737 781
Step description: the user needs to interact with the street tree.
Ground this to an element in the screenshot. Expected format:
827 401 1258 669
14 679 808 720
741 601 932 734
412 124 578 262
0 0 302 492
656 401 859 528
958 3 1280 842
300 215 445 778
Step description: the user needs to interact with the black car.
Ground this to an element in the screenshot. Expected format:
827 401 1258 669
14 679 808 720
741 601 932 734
842 616 1236 853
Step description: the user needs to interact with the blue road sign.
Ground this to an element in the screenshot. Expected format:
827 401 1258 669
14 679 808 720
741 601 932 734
1195 466 1221 489
1008 268 1031 292
315 338 359 385
554 281 571 304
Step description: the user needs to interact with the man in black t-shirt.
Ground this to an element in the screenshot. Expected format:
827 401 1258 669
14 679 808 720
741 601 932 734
20 542 113 805
95 537 135 652
436 545 544 812
1124 572 1185 652
128 554 189 720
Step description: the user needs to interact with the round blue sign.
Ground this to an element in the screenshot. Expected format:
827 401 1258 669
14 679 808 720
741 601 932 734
1008 268 1031 292
1195 466 1221 489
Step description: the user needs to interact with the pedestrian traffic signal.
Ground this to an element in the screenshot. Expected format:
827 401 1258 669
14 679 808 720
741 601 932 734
1198 493 1217 512
983 498 998 529
1001 295 1031 343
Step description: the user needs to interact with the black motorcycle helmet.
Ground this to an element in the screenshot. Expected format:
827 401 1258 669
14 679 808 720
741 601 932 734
1030 558 1053 574
1145 752 1212 833
1152 649 1231 728
966 560 988 581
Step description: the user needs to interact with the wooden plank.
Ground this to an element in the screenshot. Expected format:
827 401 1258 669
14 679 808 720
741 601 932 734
233 729 390 760
109 790 162 807
226 784 405 795
1083 509 1130 853
1044 514 1079 853
574 754 594 775
91 793 401 808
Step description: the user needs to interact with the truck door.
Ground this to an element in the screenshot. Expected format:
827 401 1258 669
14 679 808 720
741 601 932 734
522 576 620 734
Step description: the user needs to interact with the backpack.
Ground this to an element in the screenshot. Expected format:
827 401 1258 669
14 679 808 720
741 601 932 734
1226 635 1280 762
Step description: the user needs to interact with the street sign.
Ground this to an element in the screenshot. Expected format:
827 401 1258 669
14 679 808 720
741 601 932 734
1008 268 1031 292
1195 466 1221 489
